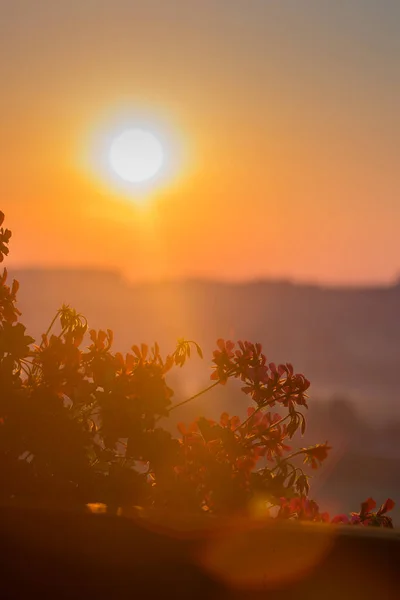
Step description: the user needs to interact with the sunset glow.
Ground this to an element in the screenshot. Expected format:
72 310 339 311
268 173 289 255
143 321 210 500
1 2 400 285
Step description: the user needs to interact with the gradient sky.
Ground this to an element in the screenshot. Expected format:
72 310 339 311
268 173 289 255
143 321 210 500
1 0 399 284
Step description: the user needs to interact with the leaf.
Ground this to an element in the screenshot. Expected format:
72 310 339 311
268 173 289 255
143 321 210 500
231 415 240 429
195 343 203 359
107 329 114 348
197 417 221 442
11 279 19 295
300 413 306 435
131 345 141 358
287 469 297 488
296 474 310 496
220 412 229 427
177 422 187 436
286 415 299 438
114 352 124 367
0 322 35 358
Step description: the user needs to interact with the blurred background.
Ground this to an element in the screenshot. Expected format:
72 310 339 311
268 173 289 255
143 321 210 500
1 0 400 518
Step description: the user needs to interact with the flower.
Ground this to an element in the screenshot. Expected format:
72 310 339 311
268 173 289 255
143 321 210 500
211 338 236 383
331 514 349 524
377 498 395 515
349 497 395 529
278 496 329 523
302 443 331 469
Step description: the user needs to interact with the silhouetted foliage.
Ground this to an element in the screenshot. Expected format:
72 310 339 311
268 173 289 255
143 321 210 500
0 212 395 526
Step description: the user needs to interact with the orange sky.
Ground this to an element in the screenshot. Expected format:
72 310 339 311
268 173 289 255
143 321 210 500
1 1 399 285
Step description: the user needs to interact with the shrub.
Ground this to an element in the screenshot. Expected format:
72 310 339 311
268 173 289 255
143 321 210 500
0 212 395 527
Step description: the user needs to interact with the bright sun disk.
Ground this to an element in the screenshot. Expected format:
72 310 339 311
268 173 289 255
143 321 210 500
109 128 164 183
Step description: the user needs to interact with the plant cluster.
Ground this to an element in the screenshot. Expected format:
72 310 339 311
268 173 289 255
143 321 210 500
0 212 395 526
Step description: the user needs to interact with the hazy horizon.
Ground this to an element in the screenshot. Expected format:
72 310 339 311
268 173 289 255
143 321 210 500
8 264 400 289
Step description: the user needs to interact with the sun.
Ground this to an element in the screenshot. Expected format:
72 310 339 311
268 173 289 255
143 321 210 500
83 112 191 198
109 128 164 183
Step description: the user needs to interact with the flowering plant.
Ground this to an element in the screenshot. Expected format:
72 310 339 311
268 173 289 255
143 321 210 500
0 212 395 527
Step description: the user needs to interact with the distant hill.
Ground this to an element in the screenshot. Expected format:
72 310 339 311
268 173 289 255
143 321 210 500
12 268 400 420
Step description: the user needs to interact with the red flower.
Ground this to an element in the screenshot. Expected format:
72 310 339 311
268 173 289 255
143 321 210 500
302 443 331 469
278 496 328 523
360 497 376 517
377 498 395 515
350 497 395 529
332 514 349 524
211 339 236 383
219 412 240 430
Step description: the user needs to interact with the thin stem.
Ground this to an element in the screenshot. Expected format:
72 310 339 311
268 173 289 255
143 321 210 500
234 404 263 432
166 365 243 418
20 358 34 370
284 466 306 482
30 310 62 379
19 361 30 378
42 310 62 344
268 412 292 430
57 325 69 339
168 380 221 413
271 450 305 473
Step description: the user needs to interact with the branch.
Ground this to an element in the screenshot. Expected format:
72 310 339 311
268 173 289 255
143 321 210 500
168 380 221 413
271 450 306 473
